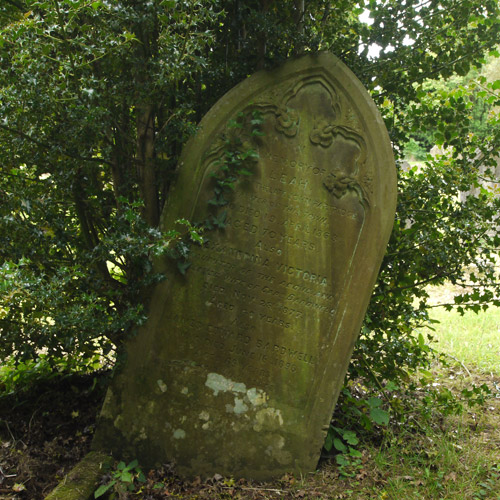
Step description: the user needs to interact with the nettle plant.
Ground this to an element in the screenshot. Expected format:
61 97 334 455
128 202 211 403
94 459 146 499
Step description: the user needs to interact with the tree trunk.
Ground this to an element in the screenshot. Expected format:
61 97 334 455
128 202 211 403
137 104 159 228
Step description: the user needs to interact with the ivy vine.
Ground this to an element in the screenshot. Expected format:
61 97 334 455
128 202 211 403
168 109 264 274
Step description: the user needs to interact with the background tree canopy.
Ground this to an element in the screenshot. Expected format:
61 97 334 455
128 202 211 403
1 0 500 389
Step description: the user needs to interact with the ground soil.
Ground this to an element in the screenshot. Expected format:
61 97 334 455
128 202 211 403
0 373 108 499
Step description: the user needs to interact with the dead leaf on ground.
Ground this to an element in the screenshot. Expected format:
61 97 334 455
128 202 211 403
398 475 414 481
445 472 457 482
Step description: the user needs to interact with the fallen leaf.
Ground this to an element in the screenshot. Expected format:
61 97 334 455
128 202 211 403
445 472 457 482
12 483 26 492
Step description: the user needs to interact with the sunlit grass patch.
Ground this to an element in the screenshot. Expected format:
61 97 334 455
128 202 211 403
426 306 500 375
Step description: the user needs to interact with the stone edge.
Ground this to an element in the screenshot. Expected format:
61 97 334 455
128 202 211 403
44 451 112 500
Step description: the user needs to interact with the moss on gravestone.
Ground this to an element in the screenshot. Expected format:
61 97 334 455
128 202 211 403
44 451 112 500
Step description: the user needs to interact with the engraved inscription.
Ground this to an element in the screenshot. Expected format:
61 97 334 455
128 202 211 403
174 71 368 393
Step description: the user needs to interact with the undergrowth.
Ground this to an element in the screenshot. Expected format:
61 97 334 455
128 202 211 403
0 354 498 499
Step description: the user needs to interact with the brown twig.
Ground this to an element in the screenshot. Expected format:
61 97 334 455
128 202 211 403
228 486 287 494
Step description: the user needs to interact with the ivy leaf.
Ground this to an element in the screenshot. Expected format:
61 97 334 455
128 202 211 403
119 471 133 483
125 459 138 470
324 430 334 451
385 381 399 392
366 397 382 409
341 430 359 446
333 438 347 453
251 129 265 136
212 210 227 228
237 168 253 176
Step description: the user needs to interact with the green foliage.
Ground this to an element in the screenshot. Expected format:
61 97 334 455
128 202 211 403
94 459 146 499
403 138 428 161
402 64 500 160
207 110 263 209
472 465 500 499
355 52 500 383
409 369 493 425
328 427 363 477
162 218 205 275
0 353 101 396
324 386 390 476
0 0 225 366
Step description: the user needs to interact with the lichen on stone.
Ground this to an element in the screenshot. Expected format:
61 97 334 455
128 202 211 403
157 379 167 393
205 373 247 396
253 408 284 432
246 387 267 406
173 428 186 439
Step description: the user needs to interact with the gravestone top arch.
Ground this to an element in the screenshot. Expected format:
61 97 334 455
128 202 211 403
93 52 397 480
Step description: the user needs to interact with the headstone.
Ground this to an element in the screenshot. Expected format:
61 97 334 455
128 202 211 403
93 53 397 479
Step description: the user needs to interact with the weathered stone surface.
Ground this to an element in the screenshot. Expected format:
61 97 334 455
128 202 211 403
93 52 397 479
44 452 112 500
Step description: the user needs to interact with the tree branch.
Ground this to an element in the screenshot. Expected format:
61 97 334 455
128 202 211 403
136 104 159 227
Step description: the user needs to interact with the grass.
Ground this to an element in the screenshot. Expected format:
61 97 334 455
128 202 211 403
309 293 500 499
426 306 500 375
361 296 500 500
300 395 500 499
367 418 500 499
